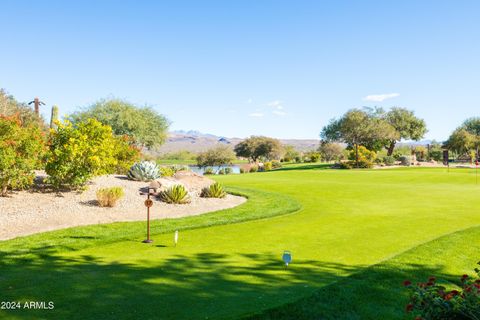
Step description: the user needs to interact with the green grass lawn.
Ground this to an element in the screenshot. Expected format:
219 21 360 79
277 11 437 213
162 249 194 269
1 167 480 319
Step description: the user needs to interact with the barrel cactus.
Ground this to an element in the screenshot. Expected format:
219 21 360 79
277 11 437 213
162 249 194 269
127 161 161 181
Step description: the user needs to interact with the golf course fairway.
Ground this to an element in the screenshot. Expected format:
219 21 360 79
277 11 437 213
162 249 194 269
1 166 480 319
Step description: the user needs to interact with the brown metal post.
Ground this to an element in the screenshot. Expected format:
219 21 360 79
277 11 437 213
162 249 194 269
143 188 154 243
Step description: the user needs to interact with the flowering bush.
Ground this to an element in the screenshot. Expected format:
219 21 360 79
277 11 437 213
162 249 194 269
113 135 141 174
46 119 123 189
404 263 480 320
0 115 46 196
348 145 377 162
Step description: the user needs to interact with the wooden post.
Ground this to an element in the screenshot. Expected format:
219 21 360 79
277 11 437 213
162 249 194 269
28 97 45 116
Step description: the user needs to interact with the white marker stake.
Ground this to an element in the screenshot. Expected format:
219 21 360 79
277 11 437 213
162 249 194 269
174 230 179 247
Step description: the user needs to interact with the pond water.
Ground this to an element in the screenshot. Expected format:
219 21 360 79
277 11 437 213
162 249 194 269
189 165 241 175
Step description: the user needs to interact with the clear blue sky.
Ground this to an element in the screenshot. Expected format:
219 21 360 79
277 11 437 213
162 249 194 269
1 0 479 140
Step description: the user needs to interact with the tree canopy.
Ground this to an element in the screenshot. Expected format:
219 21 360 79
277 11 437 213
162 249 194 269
196 145 236 167
70 99 170 149
318 142 344 162
445 118 480 156
234 136 283 162
321 108 397 166
384 107 427 156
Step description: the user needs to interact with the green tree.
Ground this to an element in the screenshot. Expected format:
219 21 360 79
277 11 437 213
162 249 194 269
458 117 480 156
70 99 170 149
196 145 236 167
0 115 46 196
444 128 475 156
282 145 300 162
318 142 344 162
234 136 283 162
385 107 427 156
321 109 396 167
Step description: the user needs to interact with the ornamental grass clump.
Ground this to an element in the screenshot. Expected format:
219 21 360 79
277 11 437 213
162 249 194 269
96 187 124 207
200 182 226 199
158 185 190 204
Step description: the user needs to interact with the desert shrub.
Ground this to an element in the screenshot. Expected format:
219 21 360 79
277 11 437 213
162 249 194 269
383 156 395 166
399 155 411 166
415 146 428 161
404 265 480 320
272 160 282 169
113 135 141 174
304 151 321 163
0 115 46 196
356 160 373 168
159 166 175 177
127 161 161 181
203 167 215 175
249 166 258 173
196 145 235 167
348 146 377 162
337 161 353 169
429 149 443 162
264 162 273 171
336 160 373 169
282 145 300 162
200 182 226 198
158 185 190 204
96 187 124 207
171 164 190 172
45 119 120 190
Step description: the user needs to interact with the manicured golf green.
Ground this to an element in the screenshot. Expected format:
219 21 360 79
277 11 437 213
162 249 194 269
1 166 480 319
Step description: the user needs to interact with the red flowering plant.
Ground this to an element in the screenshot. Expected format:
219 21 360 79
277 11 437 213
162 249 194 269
403 263 480 320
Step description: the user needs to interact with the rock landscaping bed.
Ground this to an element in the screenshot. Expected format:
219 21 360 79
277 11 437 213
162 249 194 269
0 171 245 240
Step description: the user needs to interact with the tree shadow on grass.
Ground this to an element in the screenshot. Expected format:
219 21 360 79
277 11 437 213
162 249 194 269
246 262 463 320
0 245 459 320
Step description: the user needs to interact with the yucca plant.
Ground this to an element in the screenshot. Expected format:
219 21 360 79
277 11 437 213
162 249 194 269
200 182 227 199
96 187 124 207
158 185 191 204
127 161 160 181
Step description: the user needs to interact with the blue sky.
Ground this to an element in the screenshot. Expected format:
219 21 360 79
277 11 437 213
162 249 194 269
1 1 479 140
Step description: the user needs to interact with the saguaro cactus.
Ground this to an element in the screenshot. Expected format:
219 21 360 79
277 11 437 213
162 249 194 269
50 105 59 129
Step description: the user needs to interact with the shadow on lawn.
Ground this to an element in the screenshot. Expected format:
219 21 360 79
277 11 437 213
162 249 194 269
0 245 459 320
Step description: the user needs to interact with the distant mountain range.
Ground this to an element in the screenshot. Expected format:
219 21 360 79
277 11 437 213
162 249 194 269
154 131 439 154
155 130 321 154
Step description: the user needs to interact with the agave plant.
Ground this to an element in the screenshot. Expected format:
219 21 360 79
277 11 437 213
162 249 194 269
158 185 191 204
127 161 161 181
200 182 226 199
